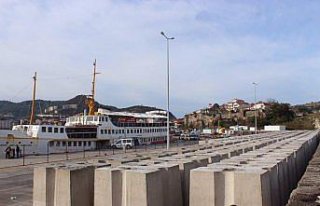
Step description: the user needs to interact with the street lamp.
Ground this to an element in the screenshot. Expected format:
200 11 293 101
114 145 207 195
161 31 174 150
252 82 258 134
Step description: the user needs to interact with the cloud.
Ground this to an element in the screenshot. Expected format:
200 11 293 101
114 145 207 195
0 0 320 117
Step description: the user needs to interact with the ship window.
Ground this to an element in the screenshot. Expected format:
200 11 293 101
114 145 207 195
42 127 47 133
48 127 52 133
108 130 111 134
73 142 76 147
101 130 104 134
112 129 114 134
68 142 71 147
62 141 66 147
84 141 87 146
122 129 125 134
60 128 64 133
127 129 129 134
79 141 82 146
88 141 91 146
54 128 58 133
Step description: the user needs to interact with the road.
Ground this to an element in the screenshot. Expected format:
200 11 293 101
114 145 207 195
0 167 33 206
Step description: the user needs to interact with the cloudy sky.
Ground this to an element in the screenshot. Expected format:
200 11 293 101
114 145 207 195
1 0 320 117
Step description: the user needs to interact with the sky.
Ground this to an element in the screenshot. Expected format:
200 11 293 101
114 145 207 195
1 0 320 117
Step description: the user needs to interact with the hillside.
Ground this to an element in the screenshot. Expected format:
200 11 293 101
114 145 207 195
0 95 175 120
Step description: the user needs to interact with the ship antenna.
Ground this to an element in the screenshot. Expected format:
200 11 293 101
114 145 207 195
29 72 37 125
88 59 100 115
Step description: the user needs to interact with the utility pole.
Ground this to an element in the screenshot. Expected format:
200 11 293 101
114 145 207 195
253 82 258 134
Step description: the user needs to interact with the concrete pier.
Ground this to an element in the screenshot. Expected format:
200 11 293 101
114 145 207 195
287 136 320 205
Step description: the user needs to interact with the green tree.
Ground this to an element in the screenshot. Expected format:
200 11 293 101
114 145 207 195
265 102 294 125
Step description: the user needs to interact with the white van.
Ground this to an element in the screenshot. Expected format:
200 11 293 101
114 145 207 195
111 138 134 149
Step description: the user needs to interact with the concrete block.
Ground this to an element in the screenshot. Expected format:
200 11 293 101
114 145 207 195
94 168 123 206
190 167 224 206
33 166 56 206
233 168 272 206
54 166 94 206
125 169 164 206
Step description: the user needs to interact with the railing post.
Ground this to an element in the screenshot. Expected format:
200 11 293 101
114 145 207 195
83 142 85 159
47 142 49 163
22 145 25 166
66 141 68 160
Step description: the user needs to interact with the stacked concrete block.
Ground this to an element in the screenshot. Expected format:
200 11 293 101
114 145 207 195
34 131 319 206
33 161 108 206
94 168 122 206
95 163 182 206
190 130 319 206
54 165 95 206
33 166 56 206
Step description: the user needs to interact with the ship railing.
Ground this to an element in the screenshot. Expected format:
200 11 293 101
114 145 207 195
0 137 199 169
111 122 167 128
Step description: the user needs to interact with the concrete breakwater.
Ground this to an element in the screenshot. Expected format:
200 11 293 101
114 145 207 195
287 133 320 206
33 131 319 206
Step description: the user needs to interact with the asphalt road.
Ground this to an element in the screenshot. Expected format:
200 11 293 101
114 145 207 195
0 167 33 206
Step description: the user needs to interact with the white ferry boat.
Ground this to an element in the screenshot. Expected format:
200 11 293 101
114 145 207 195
0 60 170 157
0 109 168 156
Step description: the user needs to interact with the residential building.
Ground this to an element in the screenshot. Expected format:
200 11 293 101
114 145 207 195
224 99 250 112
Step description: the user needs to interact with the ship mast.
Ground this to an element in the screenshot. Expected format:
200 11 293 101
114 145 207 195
29 72 37 125
88 59 100 115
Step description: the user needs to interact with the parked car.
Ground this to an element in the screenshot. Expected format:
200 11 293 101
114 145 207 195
180 133 188 140
189 134 200 140
111 138 134 149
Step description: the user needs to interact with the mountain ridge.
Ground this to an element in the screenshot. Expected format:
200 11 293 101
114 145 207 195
0 95 176 120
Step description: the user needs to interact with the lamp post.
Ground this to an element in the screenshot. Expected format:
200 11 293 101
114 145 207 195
252 82 258 134
161 31 174 150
